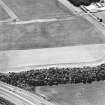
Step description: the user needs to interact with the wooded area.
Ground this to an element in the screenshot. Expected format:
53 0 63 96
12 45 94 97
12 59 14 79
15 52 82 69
67 0 100 6
0 64 105 91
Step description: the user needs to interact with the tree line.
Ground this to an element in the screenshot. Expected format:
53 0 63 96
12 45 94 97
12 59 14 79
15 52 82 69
67 0 100 6
0 63 105 91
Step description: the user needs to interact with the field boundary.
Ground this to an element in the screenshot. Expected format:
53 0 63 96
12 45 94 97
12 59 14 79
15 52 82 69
9 15 78 25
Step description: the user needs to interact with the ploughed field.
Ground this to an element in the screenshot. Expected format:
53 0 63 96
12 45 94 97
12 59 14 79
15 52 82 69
0 17 105 50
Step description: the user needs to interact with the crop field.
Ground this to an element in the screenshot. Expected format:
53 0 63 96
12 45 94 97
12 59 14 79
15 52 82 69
36 81 105 105
0 0 105 73
1 1 105 105
0 6 9 20
0 0 104 51
2 0 73 20
0 17 105 51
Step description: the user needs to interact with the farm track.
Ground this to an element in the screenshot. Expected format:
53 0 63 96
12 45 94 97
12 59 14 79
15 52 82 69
0 0 19 20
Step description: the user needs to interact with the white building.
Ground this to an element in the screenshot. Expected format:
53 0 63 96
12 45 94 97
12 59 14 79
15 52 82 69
86 1 105 13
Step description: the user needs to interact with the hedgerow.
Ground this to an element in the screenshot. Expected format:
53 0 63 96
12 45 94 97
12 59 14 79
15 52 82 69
0 64 105 90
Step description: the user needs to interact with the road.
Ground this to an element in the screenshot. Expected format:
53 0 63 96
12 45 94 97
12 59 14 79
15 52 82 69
0 81 55 105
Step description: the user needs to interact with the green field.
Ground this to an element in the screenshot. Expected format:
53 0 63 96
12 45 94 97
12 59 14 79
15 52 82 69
36 81 105 105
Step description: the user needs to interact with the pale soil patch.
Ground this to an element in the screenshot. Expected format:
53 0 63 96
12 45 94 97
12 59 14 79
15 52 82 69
0 0 105 50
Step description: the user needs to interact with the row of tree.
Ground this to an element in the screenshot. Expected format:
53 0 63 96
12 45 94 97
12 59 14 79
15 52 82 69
0 63 105 91
67 0 100 6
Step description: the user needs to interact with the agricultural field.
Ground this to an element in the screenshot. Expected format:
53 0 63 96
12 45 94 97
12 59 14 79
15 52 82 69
0 0 105 73
0 0 104 50
0 6 9 20
0 96 15 105
36 81 105 105
94 11 105 23
0 17 105 51
2 0 72 20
